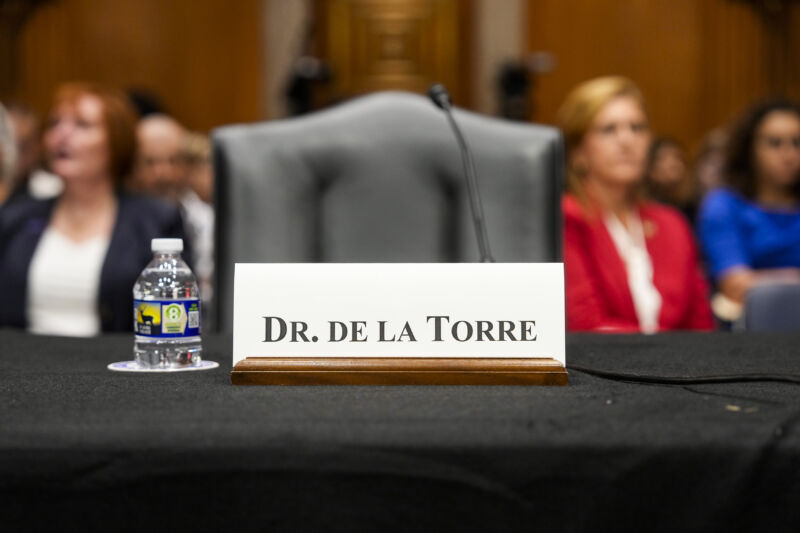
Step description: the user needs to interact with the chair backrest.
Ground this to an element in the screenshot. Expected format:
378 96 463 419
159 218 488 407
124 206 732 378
212 91 564 332
743 282 800 331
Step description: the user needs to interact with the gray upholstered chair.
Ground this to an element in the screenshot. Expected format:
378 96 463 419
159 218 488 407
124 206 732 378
743 282 800 331
212 91 564 332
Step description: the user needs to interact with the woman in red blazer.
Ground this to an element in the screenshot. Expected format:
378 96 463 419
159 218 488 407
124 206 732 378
558 77 713 332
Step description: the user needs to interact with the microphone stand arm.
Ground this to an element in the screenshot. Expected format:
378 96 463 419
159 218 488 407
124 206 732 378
442 108 495 263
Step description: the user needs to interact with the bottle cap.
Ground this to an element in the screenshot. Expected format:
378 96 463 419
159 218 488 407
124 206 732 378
151 238 184 253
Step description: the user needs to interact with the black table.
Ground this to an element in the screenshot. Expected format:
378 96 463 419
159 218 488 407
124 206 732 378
2 330 799 532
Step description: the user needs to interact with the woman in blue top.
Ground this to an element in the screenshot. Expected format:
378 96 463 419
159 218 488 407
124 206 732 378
697 98 800 309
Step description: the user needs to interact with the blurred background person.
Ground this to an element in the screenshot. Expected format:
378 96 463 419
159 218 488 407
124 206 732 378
132 116 214 327
131 114 186 201
0 103 16 205
697 98 800 322
559 76 713 332
3 101 63 203
644 137 698 222
126 88 166 119
0 82 187 335
692 127 729 200
181 131 214 327
183 131 214 204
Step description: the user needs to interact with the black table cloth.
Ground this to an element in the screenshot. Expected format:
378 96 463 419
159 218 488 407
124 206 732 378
1 329 799 532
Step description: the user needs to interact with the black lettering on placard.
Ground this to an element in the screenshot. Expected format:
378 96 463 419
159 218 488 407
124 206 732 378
291 321 311 342
451 321 473 342
521 320 537 341
398 322 416 342
263 316 287 342
351 321 368 342
476 321 495 341
329 321 347 342
426 315 450 341
499 321 517 341
378 321 395 342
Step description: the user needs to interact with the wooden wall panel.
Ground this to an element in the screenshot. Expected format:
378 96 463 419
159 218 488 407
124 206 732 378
526 0 800 151
8 0 264 132
697 0 770 132
791 7 800 99
315 0 472 107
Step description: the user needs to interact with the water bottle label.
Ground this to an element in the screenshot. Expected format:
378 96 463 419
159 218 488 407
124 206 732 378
134 299 201 337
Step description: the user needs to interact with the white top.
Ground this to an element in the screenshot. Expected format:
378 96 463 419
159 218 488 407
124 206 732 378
180 189 214 301
27 227 110 337
604 211 662 333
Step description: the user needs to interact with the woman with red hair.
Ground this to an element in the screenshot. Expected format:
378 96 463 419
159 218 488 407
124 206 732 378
0 83 188 335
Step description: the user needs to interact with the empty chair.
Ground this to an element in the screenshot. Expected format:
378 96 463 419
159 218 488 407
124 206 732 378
212 91 564 331
743 282 800 331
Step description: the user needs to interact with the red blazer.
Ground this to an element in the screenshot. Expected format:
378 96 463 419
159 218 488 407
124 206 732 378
563 194 713 332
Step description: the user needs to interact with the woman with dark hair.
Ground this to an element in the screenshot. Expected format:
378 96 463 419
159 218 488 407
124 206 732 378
697 98 800 315
559 76 712 332
644 137 697 222
0 82 188 335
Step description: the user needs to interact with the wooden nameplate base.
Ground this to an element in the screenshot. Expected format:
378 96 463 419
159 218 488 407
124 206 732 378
231 357 567 385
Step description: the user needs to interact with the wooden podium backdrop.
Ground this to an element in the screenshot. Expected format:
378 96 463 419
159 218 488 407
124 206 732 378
313 0 472 108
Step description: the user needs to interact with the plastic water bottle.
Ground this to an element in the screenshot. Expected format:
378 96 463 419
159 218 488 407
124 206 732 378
133 238 202 368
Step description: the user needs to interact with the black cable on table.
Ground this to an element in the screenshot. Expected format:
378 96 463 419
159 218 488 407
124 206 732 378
566 363 800 385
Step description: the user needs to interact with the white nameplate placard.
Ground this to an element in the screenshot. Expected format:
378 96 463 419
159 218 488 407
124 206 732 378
232 263 565 366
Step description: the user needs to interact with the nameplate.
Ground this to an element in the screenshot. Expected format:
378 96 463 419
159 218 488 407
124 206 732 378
232 263 565 367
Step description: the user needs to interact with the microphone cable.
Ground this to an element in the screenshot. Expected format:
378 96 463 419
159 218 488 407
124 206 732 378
566 363 800 386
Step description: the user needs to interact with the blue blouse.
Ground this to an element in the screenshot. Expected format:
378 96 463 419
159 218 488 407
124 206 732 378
697 188 800 280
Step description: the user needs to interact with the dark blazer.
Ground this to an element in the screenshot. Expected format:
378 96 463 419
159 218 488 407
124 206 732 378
0 192 189 332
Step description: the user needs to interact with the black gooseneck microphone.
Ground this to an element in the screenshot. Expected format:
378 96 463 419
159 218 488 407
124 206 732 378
428 83 495 263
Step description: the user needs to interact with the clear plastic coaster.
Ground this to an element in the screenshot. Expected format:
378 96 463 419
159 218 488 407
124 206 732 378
107 360 219 372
